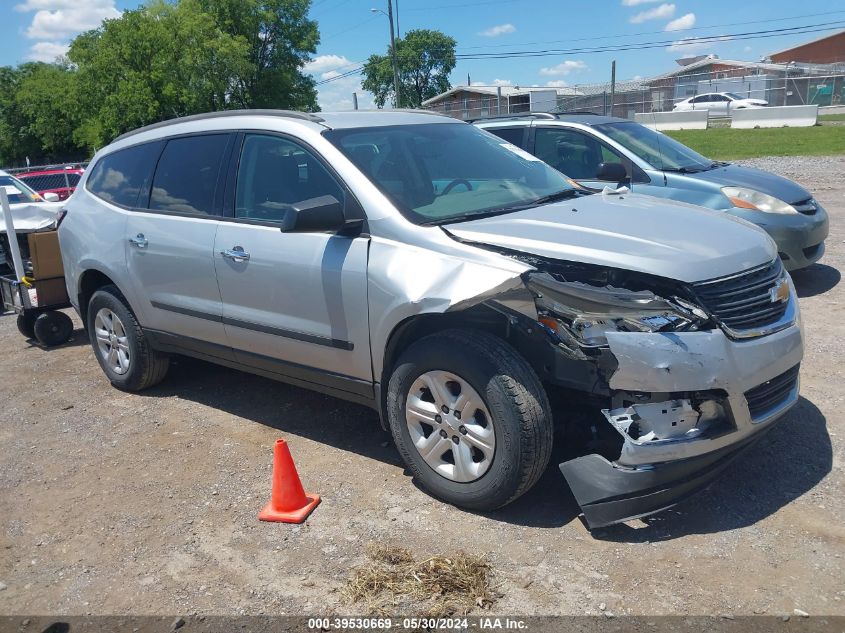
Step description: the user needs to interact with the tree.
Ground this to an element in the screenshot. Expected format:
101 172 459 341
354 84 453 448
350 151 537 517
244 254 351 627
68 0 252 149
362 29 456 109
196 0 320 110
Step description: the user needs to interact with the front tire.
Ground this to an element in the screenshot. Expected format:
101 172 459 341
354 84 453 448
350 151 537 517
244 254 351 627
386 329 553 511
86 285 169 391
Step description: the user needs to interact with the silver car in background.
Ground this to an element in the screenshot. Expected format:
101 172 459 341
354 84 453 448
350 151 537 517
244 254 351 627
476 113 828 271
59 110 803 528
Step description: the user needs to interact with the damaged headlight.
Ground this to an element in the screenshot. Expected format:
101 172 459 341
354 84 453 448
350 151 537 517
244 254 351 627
529 273 706 348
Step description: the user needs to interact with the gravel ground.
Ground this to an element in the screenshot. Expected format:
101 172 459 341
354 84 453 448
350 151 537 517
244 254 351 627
0 155 843 617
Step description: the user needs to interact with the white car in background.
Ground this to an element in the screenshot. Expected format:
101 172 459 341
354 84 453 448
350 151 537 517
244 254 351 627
673 92 768 116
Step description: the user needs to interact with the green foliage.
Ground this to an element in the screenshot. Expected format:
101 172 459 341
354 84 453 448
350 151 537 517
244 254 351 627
362 29 456 108
197 0 320 110
0 0 319 165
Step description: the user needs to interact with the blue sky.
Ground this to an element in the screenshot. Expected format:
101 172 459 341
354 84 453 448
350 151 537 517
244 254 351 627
1 0 843 110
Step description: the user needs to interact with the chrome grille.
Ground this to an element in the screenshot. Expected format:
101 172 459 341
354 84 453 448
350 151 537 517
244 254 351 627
745 364 799 419
693 259 789 333
793 198 817 215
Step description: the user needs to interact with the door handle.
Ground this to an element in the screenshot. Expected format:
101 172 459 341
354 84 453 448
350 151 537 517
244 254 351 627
128 233 148 248
220 246 250 262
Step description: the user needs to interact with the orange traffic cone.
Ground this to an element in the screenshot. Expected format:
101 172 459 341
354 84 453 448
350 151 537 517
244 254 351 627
258 439 321 523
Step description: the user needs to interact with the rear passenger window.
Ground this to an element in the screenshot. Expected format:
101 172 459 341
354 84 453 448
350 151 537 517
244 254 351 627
484 127 526 147
235 134 343 223
87 142 162 207
149 134 229 215
66 173 81 187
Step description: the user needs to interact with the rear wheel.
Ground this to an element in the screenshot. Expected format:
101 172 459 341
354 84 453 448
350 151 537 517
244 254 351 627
16 313 36 339
33 311 73 346
386 329 553 511
87 286 169 391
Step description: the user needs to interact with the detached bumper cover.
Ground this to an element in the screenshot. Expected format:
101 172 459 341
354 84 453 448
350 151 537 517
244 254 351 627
560 425 772 529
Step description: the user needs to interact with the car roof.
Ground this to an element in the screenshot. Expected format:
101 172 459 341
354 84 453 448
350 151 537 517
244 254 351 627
18 169 83 176
112 108 454 144
476 112 627 127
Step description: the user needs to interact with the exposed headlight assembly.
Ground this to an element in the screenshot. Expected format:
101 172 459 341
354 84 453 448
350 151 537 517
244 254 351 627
722 186 797 214
529 273 706 348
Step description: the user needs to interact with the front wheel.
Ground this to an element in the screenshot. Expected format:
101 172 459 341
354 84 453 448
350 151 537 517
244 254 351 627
386 329 553 511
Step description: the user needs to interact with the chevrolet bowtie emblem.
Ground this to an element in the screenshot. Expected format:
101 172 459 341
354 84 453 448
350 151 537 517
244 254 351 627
769 277 790 304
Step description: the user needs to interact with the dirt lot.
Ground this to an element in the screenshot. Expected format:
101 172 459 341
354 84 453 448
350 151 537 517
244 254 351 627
1 156 844 617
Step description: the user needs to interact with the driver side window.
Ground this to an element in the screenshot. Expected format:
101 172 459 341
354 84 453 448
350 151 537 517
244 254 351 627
533 128 625 180
235 134 343 223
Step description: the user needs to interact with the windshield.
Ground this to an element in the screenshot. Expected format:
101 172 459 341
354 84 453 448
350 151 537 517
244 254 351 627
324 123 577 225
0 175 41 204
594 121 714 172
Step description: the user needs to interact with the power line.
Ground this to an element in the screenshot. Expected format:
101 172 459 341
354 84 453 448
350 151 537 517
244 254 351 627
457 10 845 51
454 22 845 60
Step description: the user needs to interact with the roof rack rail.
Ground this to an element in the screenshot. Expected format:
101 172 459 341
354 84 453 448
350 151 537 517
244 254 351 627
465 112 558 123
112 109 325 143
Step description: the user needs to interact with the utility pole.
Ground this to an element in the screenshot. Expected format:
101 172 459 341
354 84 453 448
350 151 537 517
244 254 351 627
387 0 401 109
610 60 616 117
353 92 359 110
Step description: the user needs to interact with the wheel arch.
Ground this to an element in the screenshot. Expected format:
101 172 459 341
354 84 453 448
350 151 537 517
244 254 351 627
376 304 520 430
77 268 132 327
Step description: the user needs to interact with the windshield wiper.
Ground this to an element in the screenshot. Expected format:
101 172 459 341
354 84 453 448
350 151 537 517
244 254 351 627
424 189 585 226
530 189 586 205
663 166 706 174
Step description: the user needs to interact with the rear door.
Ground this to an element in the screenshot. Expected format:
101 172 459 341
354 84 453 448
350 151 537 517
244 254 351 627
124 133 235 352
213 132 372 393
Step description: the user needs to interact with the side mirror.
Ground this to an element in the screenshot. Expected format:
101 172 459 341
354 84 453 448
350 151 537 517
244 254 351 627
596 162 628 183
43 192 61 202
278 195 360 234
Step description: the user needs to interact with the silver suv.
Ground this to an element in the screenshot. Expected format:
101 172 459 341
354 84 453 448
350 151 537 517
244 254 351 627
59 110 803 528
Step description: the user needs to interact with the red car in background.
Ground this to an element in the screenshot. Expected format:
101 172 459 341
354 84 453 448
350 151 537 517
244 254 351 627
17 167 84 201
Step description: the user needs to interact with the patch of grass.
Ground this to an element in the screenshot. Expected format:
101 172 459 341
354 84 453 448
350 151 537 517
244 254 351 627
819 113 845 122
344 542 497 617
665 126 845 160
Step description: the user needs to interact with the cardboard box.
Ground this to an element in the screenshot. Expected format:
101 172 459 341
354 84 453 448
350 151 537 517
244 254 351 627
32 277 69 307
27 230 65 280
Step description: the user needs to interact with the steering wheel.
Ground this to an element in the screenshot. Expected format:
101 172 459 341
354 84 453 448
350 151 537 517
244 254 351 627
441 179 473 195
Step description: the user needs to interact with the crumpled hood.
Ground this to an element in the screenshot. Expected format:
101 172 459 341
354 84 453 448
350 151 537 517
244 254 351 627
0 201 62 234
687 164 811 204
445 192 777 283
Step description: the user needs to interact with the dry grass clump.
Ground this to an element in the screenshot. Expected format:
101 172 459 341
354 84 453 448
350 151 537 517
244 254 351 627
344 542 497 617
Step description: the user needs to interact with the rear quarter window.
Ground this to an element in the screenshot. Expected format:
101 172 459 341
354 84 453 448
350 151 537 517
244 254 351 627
483 127 527 147
87 141 163 207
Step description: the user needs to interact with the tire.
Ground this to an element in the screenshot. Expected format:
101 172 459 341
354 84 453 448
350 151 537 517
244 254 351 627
17 313 37 339
86 285 169 391
33 311 73 346
386 329 553 511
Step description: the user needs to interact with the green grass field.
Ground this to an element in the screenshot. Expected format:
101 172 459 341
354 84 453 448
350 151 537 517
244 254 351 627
819 113 845 122
665 126 845 160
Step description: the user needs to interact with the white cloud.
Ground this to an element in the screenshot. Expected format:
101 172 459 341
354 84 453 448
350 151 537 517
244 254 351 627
666 35 732 53
478 23 516 37
621 0 661 5
304 54 354 74
316 73 377 111
545 80 568 87
25 40 69 62
491 78 513 86
665 12 695 31
16 0 120 61
539 60 587 76
21 0 120 40
630 3 675 23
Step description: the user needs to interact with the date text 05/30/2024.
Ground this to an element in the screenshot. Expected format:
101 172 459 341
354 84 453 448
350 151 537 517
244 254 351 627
307 617 528 629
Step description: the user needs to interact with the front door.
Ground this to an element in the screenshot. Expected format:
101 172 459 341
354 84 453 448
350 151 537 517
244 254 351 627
213 133 372 395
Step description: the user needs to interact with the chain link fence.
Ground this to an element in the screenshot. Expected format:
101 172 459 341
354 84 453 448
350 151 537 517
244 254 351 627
422 61 845 121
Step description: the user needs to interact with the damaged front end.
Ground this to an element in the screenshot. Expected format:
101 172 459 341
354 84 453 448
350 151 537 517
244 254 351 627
484 250 803 529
